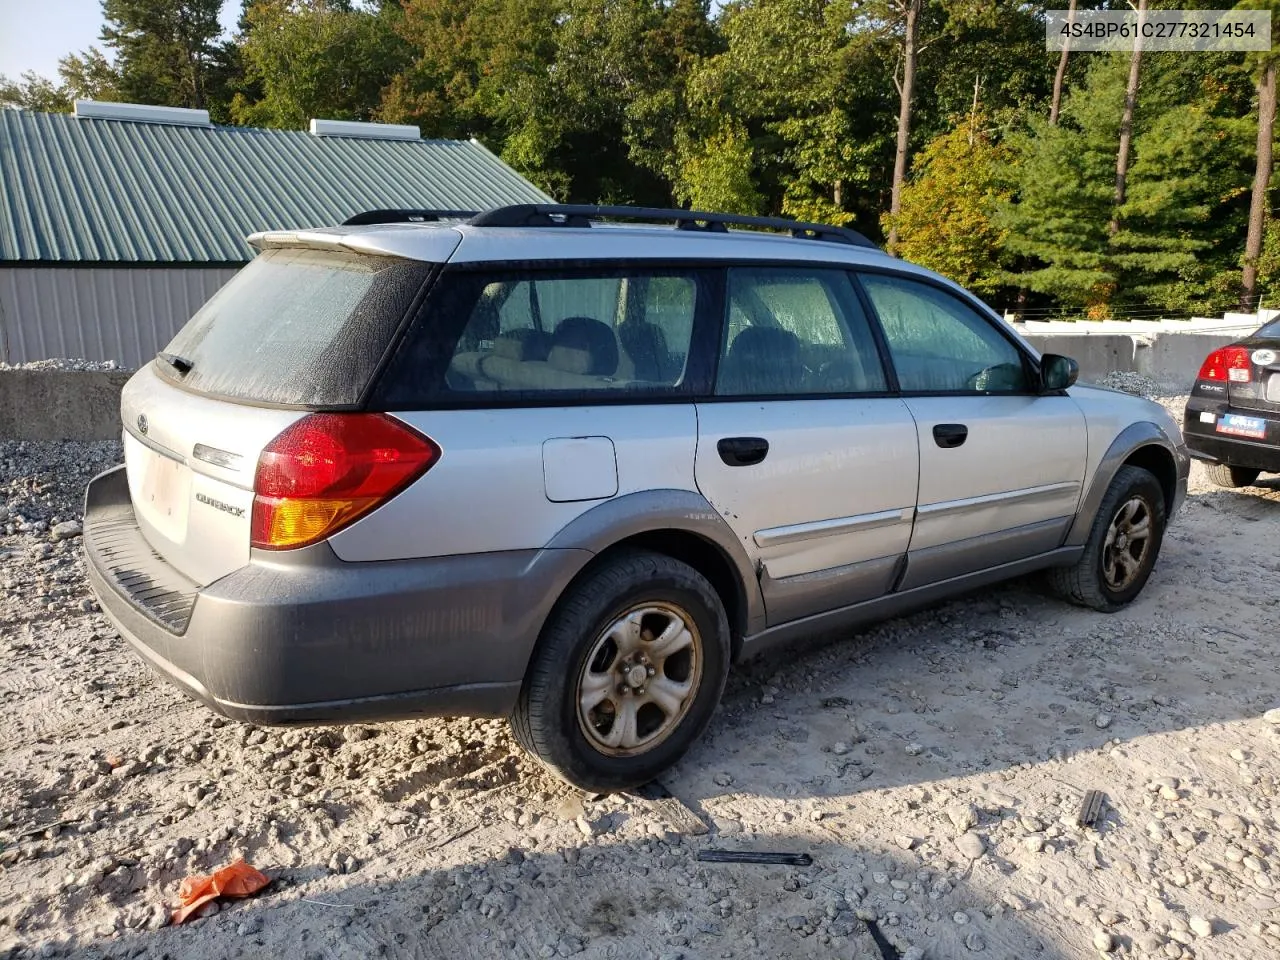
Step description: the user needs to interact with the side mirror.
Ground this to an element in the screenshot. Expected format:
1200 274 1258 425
1040 353 1079 392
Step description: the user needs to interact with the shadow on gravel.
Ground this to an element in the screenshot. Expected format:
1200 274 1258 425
662 486 1280 806
34 836 1072 960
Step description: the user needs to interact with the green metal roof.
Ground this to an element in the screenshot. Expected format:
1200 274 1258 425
0 109 550 264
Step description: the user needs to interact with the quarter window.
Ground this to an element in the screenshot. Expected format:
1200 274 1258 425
715 268 888 396
859 273 1031 393
378 268 711 403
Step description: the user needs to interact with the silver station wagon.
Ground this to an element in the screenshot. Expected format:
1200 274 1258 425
84 205 1189 791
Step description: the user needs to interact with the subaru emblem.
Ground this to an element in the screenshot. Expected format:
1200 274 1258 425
137 413 148 435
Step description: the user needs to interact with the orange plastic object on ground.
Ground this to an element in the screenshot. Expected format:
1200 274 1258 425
170 859 270 924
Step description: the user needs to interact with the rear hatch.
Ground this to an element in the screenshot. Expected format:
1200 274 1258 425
1226 334 1280 415
121 246 435 586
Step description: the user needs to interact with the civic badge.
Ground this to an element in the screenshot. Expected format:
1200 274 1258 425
137 413 148 435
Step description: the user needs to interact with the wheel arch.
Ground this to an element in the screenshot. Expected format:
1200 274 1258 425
538 490 764 662
1065 421 1188 547
1122 444 1178 514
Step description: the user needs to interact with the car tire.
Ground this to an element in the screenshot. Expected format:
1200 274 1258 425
1205 463 1260 488
511 550 730 792
1047 465 1167 613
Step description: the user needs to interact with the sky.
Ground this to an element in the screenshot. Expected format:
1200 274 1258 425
0 0 240 82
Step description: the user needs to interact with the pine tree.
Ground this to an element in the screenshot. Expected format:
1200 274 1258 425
1001 51 1253 313
1113 78 1253 311
100 0 235 118
1237 0 1280 308
998 58 1123 310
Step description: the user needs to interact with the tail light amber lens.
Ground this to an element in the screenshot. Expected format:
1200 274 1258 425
251 413 440 550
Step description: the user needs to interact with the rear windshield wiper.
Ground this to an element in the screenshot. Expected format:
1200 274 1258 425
157 351 194 375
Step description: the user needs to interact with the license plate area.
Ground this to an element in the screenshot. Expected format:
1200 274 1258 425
1216 413 1269 439
125 435 191 544
1267 372 1280 403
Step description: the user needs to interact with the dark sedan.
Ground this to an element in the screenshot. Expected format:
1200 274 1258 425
1184 318 1280 487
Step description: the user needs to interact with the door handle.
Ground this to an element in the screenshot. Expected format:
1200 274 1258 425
717 436 770 466
932 424 968 449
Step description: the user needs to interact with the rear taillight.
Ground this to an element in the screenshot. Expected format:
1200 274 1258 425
1198 346 1252 383
251 413 440 550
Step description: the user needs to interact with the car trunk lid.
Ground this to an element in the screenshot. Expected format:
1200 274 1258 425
120 244 440 586
1226 339 1280 414
121 365 303 586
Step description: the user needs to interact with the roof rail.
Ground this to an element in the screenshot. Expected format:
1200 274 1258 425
467 204 879 249
343 209 480 226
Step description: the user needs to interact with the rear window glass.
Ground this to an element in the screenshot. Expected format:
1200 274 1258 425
1258 318 1280 338
157 248 429 406
374 266 716 405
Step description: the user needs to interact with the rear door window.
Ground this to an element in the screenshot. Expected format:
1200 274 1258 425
158 248 430 406
375 266 717 404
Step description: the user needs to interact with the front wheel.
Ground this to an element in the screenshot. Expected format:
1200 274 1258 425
511 551 730 792
1047 465 1167 612
1205 463 1260 488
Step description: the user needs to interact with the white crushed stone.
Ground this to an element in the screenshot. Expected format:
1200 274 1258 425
2 405 1280 959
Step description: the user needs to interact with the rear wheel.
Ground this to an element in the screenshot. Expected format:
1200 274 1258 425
1047 465 1166 612
1205 463 1261 488
511 551 730 792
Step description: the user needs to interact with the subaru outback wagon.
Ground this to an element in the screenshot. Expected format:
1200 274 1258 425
85 204 1189 791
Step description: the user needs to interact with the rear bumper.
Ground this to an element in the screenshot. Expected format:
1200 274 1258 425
83 466 588 725
1182 406 1280 474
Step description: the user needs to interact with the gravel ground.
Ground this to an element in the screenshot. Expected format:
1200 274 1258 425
0 361 125 373
3 400 1280 960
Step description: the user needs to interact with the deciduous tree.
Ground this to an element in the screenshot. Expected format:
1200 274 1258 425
888 112 1012 293
232 0 409 128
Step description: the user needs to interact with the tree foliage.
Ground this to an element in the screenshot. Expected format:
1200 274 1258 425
231 0 409 128
1 50 119 112
100 0 236 118
888 112 1012 294
4 0 1277 316
673 120 763 213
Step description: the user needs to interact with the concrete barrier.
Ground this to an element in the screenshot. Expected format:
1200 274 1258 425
1020 334 1138 382
0 370 128 441
1020 329 1249 390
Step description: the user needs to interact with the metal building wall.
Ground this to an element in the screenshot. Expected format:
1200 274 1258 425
0 266 238 368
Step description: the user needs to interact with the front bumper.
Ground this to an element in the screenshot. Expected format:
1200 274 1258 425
83 466 588 725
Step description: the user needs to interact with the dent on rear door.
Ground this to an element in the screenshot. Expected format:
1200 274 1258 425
693 397 920 625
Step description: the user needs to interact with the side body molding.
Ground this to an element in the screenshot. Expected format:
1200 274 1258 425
1064 420 1189 547
543 488 767 641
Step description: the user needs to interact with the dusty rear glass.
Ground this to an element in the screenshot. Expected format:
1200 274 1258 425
157 248 429 406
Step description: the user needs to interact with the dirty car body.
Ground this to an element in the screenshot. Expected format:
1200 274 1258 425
84 205 1189 790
